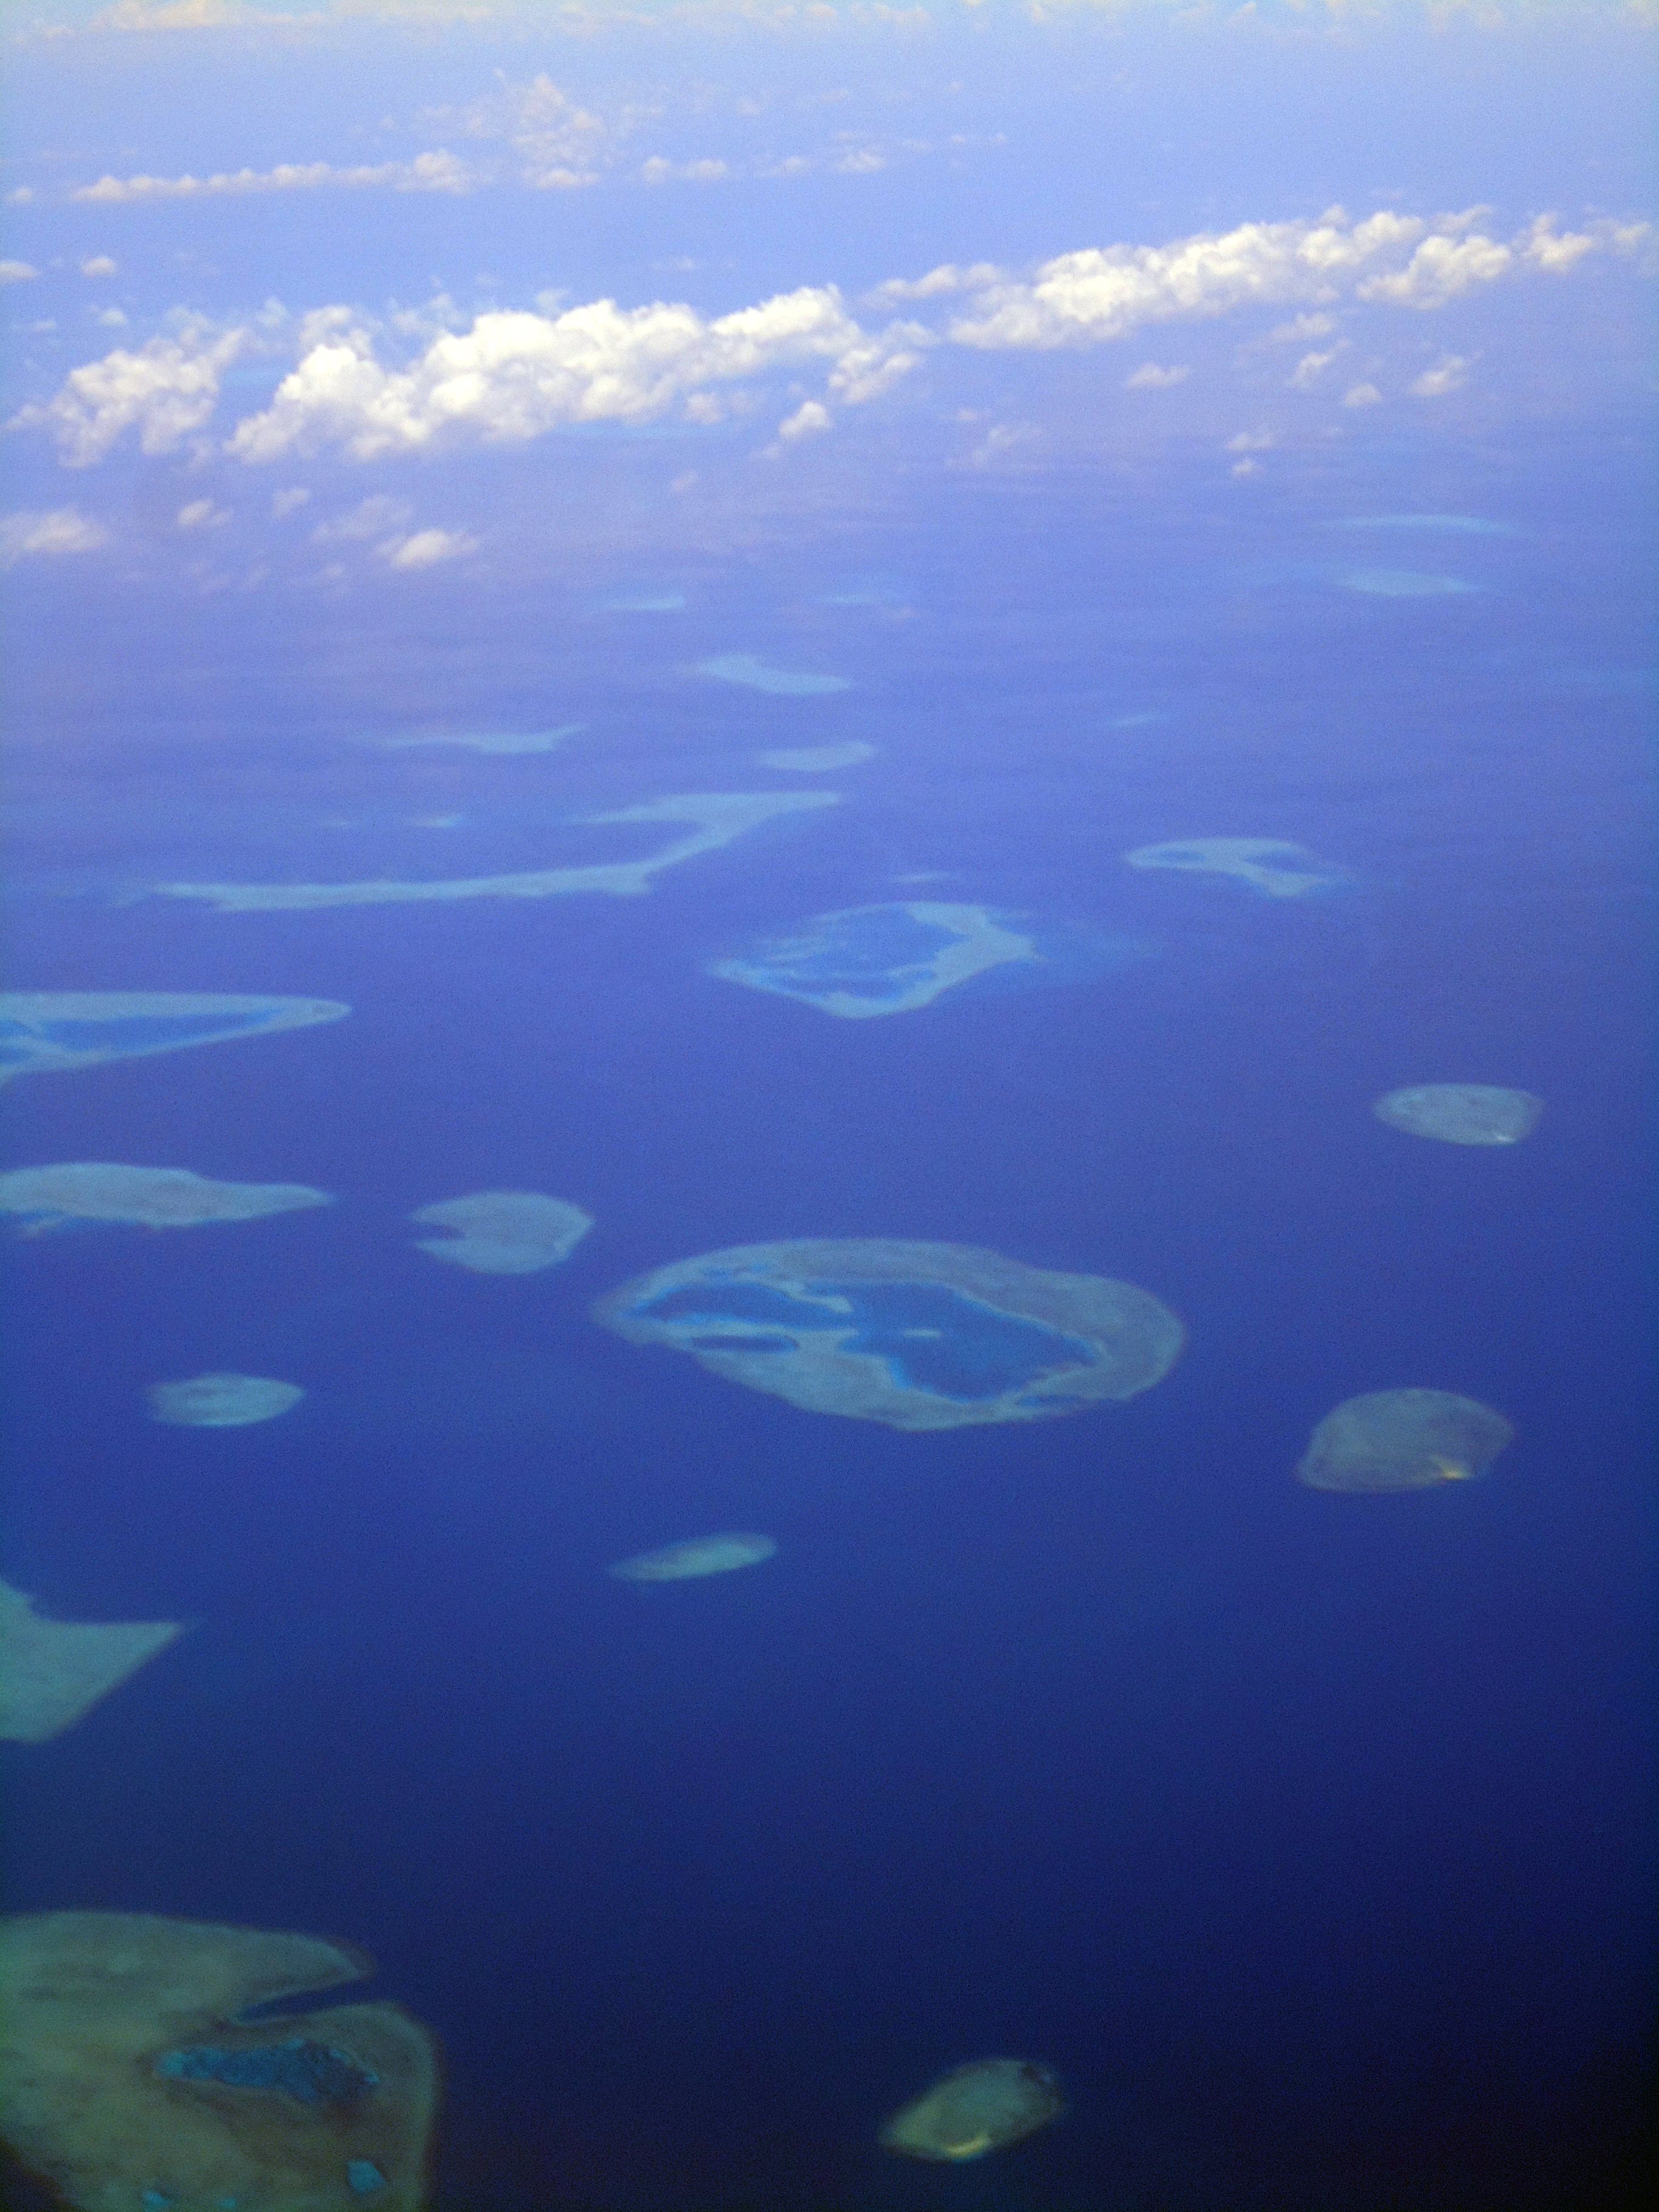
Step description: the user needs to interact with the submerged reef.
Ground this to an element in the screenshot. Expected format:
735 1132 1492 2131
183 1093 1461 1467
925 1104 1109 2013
608 1533 777 1581
756 742 876 771
594 1239 1185 1430
697 654 850 695
409 1191 594 1274
1373 1084 1542 1146
147 1374 304 1427
1125 838 1346 898
1297 1389 1515 1493
709 903 1148 1018
0 1583 183 1743
880 2059 1065 2161
144 791 839 911
0 1912 437 2211
378 726 583 754
0 993 349 1085
0 1164 332 1235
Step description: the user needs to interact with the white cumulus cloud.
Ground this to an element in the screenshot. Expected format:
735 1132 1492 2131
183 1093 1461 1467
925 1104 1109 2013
381 527 478 569
1342 381 1384 407
777 399 831 440
10 323 246 467
1 507 109 568
1 261 38 284
1124 361 1189 388
80 255 119 276
453 73 608 190
1357 231 1512 307
1410 354 1473 397
225 286 906 464
176 496 229 529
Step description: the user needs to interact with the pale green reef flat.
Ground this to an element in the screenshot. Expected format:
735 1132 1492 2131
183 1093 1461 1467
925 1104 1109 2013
697 654 851 695
1341 569 1477 598
608 1533 777 1582
0 993 349 1084
377 726 585 754
710 903 1042 1018
147 1373 305 1427
410 1190 594 1273
0 1163 332 1232
1326 515 1512 535
1298 1389 1516 1494
1 1582 183 1742
1125 837 1346 899
757 742 877 772
1374 1084 1543 1145
595 1239 1185 1431
143 792 839 912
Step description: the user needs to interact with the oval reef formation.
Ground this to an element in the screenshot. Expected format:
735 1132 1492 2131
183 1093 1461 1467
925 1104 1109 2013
880 2059 1065 2161
1373 1084 1542 1145
409 1190 594 1274
147 1373 305 1427
608 1533 777 1581
0 1912 438 2211
1298 1388 1515 1493
594 1239 1185 1430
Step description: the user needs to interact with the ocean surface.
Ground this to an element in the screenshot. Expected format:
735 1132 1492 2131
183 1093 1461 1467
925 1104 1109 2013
2 420 1653 2209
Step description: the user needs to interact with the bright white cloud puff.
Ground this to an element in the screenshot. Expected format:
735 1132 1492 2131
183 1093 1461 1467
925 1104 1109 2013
12 323 246 466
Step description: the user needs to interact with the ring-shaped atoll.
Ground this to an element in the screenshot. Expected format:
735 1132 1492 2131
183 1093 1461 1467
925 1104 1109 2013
1373 1084 1542 1146
1297 1389 1515 1493
594 1239 1185 1430
1124 837 1346 898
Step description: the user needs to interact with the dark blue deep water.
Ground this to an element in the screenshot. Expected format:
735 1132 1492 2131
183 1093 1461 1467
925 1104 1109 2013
2 424 1653 2210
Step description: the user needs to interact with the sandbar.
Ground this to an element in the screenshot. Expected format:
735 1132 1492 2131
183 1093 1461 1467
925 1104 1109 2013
697 654 850 696
147 1373 305 1426
608 1533 776 1582
757 742 876 771
142 791 839 912
378 725 585 753
0 992 349 1084
0 1162 332 1231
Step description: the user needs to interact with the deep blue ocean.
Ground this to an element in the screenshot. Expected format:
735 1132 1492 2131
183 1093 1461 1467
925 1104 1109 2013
2 411 1653 2210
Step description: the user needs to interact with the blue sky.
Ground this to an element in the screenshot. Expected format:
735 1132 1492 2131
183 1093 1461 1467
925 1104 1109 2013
3 0 1653 602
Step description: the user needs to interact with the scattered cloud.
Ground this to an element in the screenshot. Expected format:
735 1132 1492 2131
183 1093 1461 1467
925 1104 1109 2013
1226 428 1275 454
176 496 229 528
1 261 39 284
79 255 118 276
1341 381 1384 407
381 526 478 569
452 73 608 190
271 485 310 517
1289 344 1346 388
92 306 129 327
1356 230 1512 307
1124 361 1189 388
777 399 831 440
1410 352 1473 397
967 421 1040 468
225 286 918 463
1268 311 1336 344
312 494 414 542
1 506 109 569
70 151 474 204
10 322 246 466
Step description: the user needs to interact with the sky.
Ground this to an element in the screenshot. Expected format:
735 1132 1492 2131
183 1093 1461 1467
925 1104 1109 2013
2 0 1654 635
